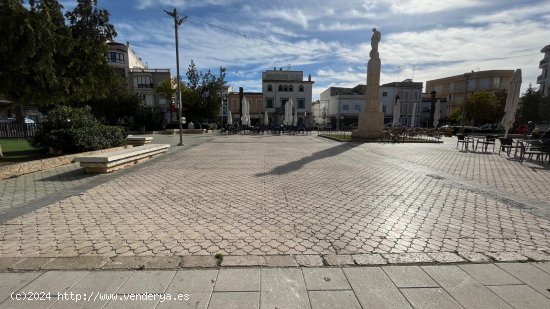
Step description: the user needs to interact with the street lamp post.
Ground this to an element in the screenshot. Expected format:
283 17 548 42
165 8 187 146
461 70 474 131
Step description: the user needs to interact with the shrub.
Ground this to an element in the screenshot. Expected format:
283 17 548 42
32 106 126 154
130 107 165 131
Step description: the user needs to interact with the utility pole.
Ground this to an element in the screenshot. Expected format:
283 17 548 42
165 8 187 146
220 66 224 133
461 70 474 131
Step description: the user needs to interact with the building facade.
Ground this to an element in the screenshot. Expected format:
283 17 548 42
379 80 423 127
227 91 264 126
319 85 365 129
319 80 424 129
425 70 514 117
262 69 314 125
538 44 550 97
106 42 172 122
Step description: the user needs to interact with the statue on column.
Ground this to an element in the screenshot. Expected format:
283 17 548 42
370 28 381 58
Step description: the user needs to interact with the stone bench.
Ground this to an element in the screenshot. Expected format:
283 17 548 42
126 136 153 146
74 144 170 173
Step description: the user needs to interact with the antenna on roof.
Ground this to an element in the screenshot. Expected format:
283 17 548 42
412 65 415 80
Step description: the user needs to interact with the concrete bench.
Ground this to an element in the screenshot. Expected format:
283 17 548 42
126 136 153 146
74 144 170 173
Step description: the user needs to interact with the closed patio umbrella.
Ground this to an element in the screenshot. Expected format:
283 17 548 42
392 99 401 127
227 110 232 125
410 102 417 127
433 100 441 128
264 111 269 126
501 69 522 138
293 105 298 126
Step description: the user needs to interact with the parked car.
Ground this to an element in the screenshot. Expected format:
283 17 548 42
343 123 358 131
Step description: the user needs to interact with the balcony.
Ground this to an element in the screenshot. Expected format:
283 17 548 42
540 59 548 68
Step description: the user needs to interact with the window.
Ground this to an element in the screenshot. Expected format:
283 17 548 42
413 91 419 100
342 104 349 111
382 92 388 97
278 85 283 91
403 103 409 114
289 85 294 92
493 77 501 88
283 85 288 92
403 90 410 100
107 52 125 64
297 98 305 109
299 85 304 92
281 98 289 108
134 75 153 88
382 105 386 113
354 104 361 111
266 98 274 108
267 84 273 91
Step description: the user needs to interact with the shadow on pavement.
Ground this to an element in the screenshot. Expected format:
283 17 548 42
37 168 98 182
255 142 360 177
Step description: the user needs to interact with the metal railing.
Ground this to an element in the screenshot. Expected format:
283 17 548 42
0 123 41 139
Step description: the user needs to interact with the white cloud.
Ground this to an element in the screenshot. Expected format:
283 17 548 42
134 0 237 10
388 0 487 14
467 2 550 24
259 9 310 29
318 22 373 32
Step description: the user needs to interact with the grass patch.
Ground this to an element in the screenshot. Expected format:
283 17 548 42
0 139 50 164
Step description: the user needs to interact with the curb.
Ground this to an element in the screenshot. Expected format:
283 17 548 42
1 251 549 271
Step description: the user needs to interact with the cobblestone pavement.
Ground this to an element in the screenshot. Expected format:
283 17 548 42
1 134 550 258
0 134 214 216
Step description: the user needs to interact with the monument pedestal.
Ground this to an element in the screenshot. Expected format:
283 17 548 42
352 110 384 139
353 46 384 139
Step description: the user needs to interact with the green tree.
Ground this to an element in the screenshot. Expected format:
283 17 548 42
517 84 542 123
184 62 225 122
0 0 72 110
464 91 499 126
65 0 117 103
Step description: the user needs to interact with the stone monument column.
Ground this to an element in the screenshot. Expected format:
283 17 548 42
353 28 384 138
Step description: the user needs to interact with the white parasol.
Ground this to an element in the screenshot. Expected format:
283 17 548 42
501 69 522 138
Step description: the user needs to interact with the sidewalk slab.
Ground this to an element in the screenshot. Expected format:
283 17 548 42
497 263 550 298
382 266 438 288
208 292 259 309
308 290 361 309
459 264 522 285
488 285 550 309
0 272 42 302
260 269 309 309
303 268 351 290
214 269 259 292
117 270 175 294
422 265 513 308
343 267 411 309
400 288 463 309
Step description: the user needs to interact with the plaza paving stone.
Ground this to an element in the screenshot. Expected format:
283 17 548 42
1 135 550 260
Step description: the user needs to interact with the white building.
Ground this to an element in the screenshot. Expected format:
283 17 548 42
538 44 550 97
262 68 314 125
319 80 424 129
106 41 172 121
319 85 365 130
379 80 423 126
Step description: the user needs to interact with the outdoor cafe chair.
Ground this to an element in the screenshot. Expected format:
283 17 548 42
518 141 545 165
456 134 474 151
498 137 517 157
475 135 496 152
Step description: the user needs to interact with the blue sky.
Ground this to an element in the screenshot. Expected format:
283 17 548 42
60 0 550 99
